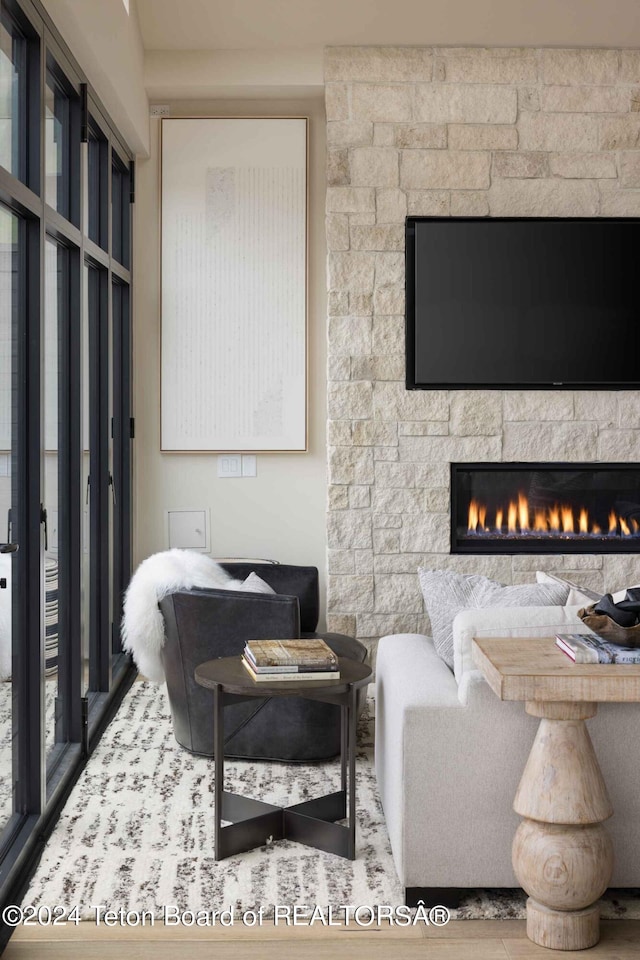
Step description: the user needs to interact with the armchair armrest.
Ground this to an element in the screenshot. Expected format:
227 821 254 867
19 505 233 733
159 588 301 754
453 604 585 684
161 587 301 673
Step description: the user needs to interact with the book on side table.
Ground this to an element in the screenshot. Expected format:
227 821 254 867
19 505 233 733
242 638 340 682
556 632 640 664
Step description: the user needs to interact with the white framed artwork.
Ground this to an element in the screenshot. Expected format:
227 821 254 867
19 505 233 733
160 117 308 452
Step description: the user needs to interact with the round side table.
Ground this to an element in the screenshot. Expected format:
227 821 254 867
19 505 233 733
195 655 372 861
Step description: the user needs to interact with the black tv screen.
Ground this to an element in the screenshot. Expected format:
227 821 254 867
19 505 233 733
406 217 639 389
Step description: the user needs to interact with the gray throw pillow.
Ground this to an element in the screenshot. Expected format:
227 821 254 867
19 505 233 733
237 572 276 595
418 568 571 669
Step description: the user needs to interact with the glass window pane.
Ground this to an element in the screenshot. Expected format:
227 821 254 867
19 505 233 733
45 74 68 214
0 205 19 831
111 281 129 650
45 68 78 223
86 131 107 247
111 159 130 267
44 238 68 767
0 12 26 180
82 264 90 695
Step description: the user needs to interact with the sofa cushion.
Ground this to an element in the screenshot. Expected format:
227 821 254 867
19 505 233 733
452 604 586 683
535 571 601 607
418 568 570 669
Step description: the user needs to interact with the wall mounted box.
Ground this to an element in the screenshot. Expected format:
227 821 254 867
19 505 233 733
166 509 210 551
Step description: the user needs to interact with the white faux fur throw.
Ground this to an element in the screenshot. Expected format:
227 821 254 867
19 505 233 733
121 550 238 683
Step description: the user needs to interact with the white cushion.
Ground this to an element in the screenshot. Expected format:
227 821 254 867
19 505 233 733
535 570 600 607
452 604 585 684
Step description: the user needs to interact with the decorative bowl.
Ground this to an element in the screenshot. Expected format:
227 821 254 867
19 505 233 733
578 605 640 648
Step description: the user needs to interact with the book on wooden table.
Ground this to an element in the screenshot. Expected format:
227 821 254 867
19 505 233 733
241 657 340 683
555 633 640 664
244 638 338 671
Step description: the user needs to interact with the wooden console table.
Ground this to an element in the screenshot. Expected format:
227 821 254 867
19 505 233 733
472 636 640 951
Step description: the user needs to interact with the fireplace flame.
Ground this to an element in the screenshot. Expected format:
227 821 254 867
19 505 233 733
518 493 529 532
468 499 479 532
561 506 574 534
466 491 637 539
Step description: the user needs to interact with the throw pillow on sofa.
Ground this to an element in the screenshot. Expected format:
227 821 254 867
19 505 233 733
535 571 601 607
418 568 570 669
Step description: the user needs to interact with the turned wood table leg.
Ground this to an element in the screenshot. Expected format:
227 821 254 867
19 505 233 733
511 701 614 951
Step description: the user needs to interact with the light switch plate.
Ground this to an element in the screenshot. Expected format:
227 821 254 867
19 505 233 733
242 455 257 477
217 455 242 478
166 509 209 551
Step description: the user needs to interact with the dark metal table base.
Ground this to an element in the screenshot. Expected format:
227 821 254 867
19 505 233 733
217 788 354 859
213 685 358 861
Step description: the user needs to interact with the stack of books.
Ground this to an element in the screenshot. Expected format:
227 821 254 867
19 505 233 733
242 639 340 682
556 633 640 664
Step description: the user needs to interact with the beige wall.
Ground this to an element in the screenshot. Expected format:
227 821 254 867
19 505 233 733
41 0 149 155
144 48 323 100
133 98 328 625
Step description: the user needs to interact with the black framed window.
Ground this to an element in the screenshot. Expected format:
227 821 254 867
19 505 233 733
84 122 108 248
111 279 130 649
44 59 79 224
0 9 26 181
0 203 21 839
111 154 130 268
0 0 134 936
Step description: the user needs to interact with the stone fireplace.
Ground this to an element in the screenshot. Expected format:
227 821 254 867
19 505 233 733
324 45 640 659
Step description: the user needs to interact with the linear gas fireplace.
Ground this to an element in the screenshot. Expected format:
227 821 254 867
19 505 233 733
451 463 640 554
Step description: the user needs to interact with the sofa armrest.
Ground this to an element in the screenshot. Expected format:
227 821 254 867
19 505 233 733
453 604 585 684
376 634 462 713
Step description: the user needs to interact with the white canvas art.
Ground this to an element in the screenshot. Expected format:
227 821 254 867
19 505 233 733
161 118 307 451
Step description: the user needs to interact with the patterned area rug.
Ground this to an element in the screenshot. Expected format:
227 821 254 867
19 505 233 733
0 680 57 828
24 681 640 921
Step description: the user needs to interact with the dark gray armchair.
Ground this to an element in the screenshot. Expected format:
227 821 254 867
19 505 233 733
159 562 367 762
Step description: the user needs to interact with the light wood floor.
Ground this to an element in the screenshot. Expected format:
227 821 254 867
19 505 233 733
5 919 640 959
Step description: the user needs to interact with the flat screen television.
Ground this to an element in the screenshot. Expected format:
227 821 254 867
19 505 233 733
406 217 639 390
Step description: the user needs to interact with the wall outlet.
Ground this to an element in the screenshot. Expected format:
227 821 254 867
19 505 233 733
217 455 242 478
150 104 170 118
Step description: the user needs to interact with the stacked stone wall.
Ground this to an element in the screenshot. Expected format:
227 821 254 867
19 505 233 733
325 47 640 660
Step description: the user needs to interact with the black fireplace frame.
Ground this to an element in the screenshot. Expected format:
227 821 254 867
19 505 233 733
450 462 640 555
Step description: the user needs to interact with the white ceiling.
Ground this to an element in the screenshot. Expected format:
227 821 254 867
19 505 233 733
136 0 640 51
